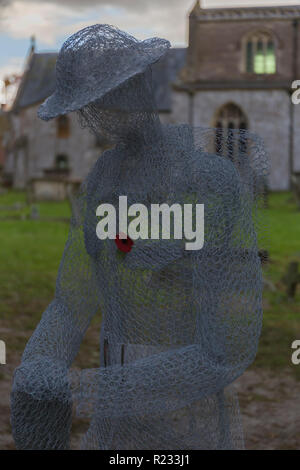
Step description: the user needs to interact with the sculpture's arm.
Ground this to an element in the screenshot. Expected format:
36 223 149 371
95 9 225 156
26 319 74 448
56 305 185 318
74 249 262 419
11 189 101 449
21 226 101 366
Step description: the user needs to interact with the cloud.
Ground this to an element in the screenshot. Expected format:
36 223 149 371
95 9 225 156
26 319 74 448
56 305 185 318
0 0 195 47
2 0 300 11
0 1 86 46
209 0 300 5
0 55 24 79
1 1 300 49
1 0 300 99
0 0 194 90
0 0 184 14
60 2 193 45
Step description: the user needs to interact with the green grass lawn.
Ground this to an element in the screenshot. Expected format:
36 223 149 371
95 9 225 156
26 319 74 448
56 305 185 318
254 192 300 377
0 190 299 374
0 191 101 368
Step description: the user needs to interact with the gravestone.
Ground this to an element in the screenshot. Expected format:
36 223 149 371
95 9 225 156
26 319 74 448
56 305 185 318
0 340 6 365
282 261 300 299
30 205 40 220
291 172 300 210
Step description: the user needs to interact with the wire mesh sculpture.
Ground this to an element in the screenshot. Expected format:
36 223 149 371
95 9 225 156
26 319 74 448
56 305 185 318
11 24 268 450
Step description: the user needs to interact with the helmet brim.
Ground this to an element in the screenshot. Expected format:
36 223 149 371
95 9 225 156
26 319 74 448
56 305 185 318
38 37 170 121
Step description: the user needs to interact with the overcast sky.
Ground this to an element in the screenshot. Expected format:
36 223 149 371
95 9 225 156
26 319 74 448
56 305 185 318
1 0 300 102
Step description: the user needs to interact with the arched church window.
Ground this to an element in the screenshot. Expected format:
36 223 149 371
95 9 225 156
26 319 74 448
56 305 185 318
56 115 70 139
215 103 247 132
214 103 248 160
55 154 69 170
245 32 276 74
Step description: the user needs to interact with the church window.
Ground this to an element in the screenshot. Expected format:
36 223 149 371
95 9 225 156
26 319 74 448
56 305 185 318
55 154 69 169
214 103 248 161
245 32 276 74
56 115 70 138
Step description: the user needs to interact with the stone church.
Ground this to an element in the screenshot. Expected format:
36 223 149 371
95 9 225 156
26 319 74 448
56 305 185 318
4 1 300 194
168 1 300 191
3 51 108 196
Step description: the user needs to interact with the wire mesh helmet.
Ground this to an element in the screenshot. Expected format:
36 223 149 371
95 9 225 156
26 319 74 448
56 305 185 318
37 24 170 121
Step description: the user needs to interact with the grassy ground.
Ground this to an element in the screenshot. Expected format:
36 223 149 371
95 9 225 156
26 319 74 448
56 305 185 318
253 192 300 377
0 190 100 370
0 189 299 373
0 189 299 449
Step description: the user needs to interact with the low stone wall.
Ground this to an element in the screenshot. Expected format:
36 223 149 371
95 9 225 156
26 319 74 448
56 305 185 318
30 178 67 201
30 176 82 201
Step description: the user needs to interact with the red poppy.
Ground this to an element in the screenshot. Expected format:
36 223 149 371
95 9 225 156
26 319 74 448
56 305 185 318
115 232 134 253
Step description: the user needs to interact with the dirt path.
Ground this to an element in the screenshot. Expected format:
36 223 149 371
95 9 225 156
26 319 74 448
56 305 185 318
236 369 300 450
1 361 299 450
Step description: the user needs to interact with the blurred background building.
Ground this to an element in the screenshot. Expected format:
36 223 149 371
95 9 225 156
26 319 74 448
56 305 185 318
1 0 300 198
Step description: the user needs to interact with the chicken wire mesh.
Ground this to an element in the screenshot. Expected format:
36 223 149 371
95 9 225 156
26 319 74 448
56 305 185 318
11 24 269 450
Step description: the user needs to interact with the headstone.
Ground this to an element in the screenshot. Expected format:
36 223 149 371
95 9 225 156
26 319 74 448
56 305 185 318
291 172 300 210
282 261 300 299
0 340 6 365
30 205 40 220
14 202 23 211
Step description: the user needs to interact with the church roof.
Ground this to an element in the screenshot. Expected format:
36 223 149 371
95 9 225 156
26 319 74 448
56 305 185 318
190 1 202 18
12 53 57 111
193 4 300 22
12 48 186 113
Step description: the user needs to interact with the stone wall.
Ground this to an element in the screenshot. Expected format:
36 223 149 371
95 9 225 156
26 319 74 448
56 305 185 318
185 11 300 83
292 100 300 174
5 104 102 189
192 89 291 190
30 178 68 201
159 91 190 125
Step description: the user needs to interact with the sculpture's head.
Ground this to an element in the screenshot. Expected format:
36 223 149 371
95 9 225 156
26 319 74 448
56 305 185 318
76 68 160 143
38 24 170 143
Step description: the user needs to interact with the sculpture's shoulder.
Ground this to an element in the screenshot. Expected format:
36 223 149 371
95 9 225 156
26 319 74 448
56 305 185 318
82 149 118 258
188 150 241 198
160 123 241 198
86 148 113 189
85 147 123 201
